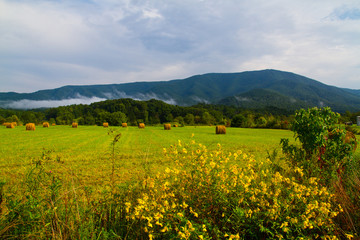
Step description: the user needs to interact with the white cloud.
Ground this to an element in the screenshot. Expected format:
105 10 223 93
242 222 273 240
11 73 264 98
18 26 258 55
1 97 107 109
1 0 360 95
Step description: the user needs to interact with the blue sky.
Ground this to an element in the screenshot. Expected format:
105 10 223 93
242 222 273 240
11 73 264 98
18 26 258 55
1 0 360 93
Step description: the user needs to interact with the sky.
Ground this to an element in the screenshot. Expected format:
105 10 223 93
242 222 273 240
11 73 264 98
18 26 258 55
1 0 360 93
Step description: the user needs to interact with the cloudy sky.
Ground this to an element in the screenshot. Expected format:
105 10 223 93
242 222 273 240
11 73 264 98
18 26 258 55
1 0 360 93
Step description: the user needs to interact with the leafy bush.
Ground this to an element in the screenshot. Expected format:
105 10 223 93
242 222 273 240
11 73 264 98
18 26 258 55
126 140 342 239
280 107 359 238
281 107 356 184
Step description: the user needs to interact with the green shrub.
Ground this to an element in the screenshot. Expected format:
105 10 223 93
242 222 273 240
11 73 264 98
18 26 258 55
125 140 341 239
280 107 359 238
281 107 356 184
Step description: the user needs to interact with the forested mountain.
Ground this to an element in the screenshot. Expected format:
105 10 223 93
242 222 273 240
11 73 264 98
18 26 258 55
344 89 360 97
217 88 311 110
1 69 360 112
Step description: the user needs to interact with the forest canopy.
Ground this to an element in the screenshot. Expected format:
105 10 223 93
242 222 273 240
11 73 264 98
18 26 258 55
0 98 359 129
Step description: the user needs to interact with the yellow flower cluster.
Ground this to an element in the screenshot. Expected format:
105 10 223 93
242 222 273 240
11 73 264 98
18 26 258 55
125 139 342 239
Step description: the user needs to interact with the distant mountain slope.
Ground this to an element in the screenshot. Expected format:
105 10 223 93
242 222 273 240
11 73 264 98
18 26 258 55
1 69 360 112
343 89 360 97
217 88 312 110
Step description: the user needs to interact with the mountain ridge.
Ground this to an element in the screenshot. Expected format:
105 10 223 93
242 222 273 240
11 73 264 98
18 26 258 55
1 69 360 112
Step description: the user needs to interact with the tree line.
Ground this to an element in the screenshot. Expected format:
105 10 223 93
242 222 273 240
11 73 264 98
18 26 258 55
1 98 359 129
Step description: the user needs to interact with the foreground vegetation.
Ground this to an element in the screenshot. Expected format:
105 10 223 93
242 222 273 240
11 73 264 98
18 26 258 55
0 107 359 239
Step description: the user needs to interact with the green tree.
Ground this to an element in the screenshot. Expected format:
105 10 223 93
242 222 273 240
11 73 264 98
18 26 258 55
255 116 267 128
6 115 20 125
201 112 215 125
21 112 37 124
0 115 5 124
165 113 174 123
174 116 185 126
231 114 246 127
184 113 195 125
281 107 356 183
109 112 127 126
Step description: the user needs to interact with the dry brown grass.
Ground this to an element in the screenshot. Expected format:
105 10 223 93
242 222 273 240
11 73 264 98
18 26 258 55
216 125 226 134
103 122 109 128
122 123 127 127
72 122 78 128
164 123 171 130
138 123 145 129
26 123 35 131
43 122 50 128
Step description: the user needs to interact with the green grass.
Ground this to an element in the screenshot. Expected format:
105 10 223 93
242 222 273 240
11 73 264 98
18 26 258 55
1 124 359 239
1 124 358 189
0 125 294 186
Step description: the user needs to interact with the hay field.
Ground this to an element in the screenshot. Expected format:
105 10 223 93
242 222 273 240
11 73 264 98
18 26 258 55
0 125 295 188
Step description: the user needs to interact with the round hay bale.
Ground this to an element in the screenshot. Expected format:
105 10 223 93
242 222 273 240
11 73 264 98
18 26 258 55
216 125 226 134
43 122 50 128
122 123 127 127
5 122 14 128
138 123 145 129
52 123 56 126
103 122 109 128
26 123 35 131
72 122 78 128
173 124 178 127
164 123 171 130
345 131 357 152
11 122 17 126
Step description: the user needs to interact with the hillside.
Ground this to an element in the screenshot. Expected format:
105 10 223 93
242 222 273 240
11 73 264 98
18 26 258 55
1 69 360 112
217 88 312 110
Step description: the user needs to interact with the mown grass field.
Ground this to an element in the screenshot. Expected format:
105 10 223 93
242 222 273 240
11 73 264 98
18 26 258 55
1 124 360 239
0 125 296 186
1 124 359 187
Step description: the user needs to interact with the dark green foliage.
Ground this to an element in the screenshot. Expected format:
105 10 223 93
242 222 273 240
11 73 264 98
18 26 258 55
281 107 356 182
280 106 360 237
0 98 294 128
231 114 247 127
218 88 312 111
2 96 357 129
